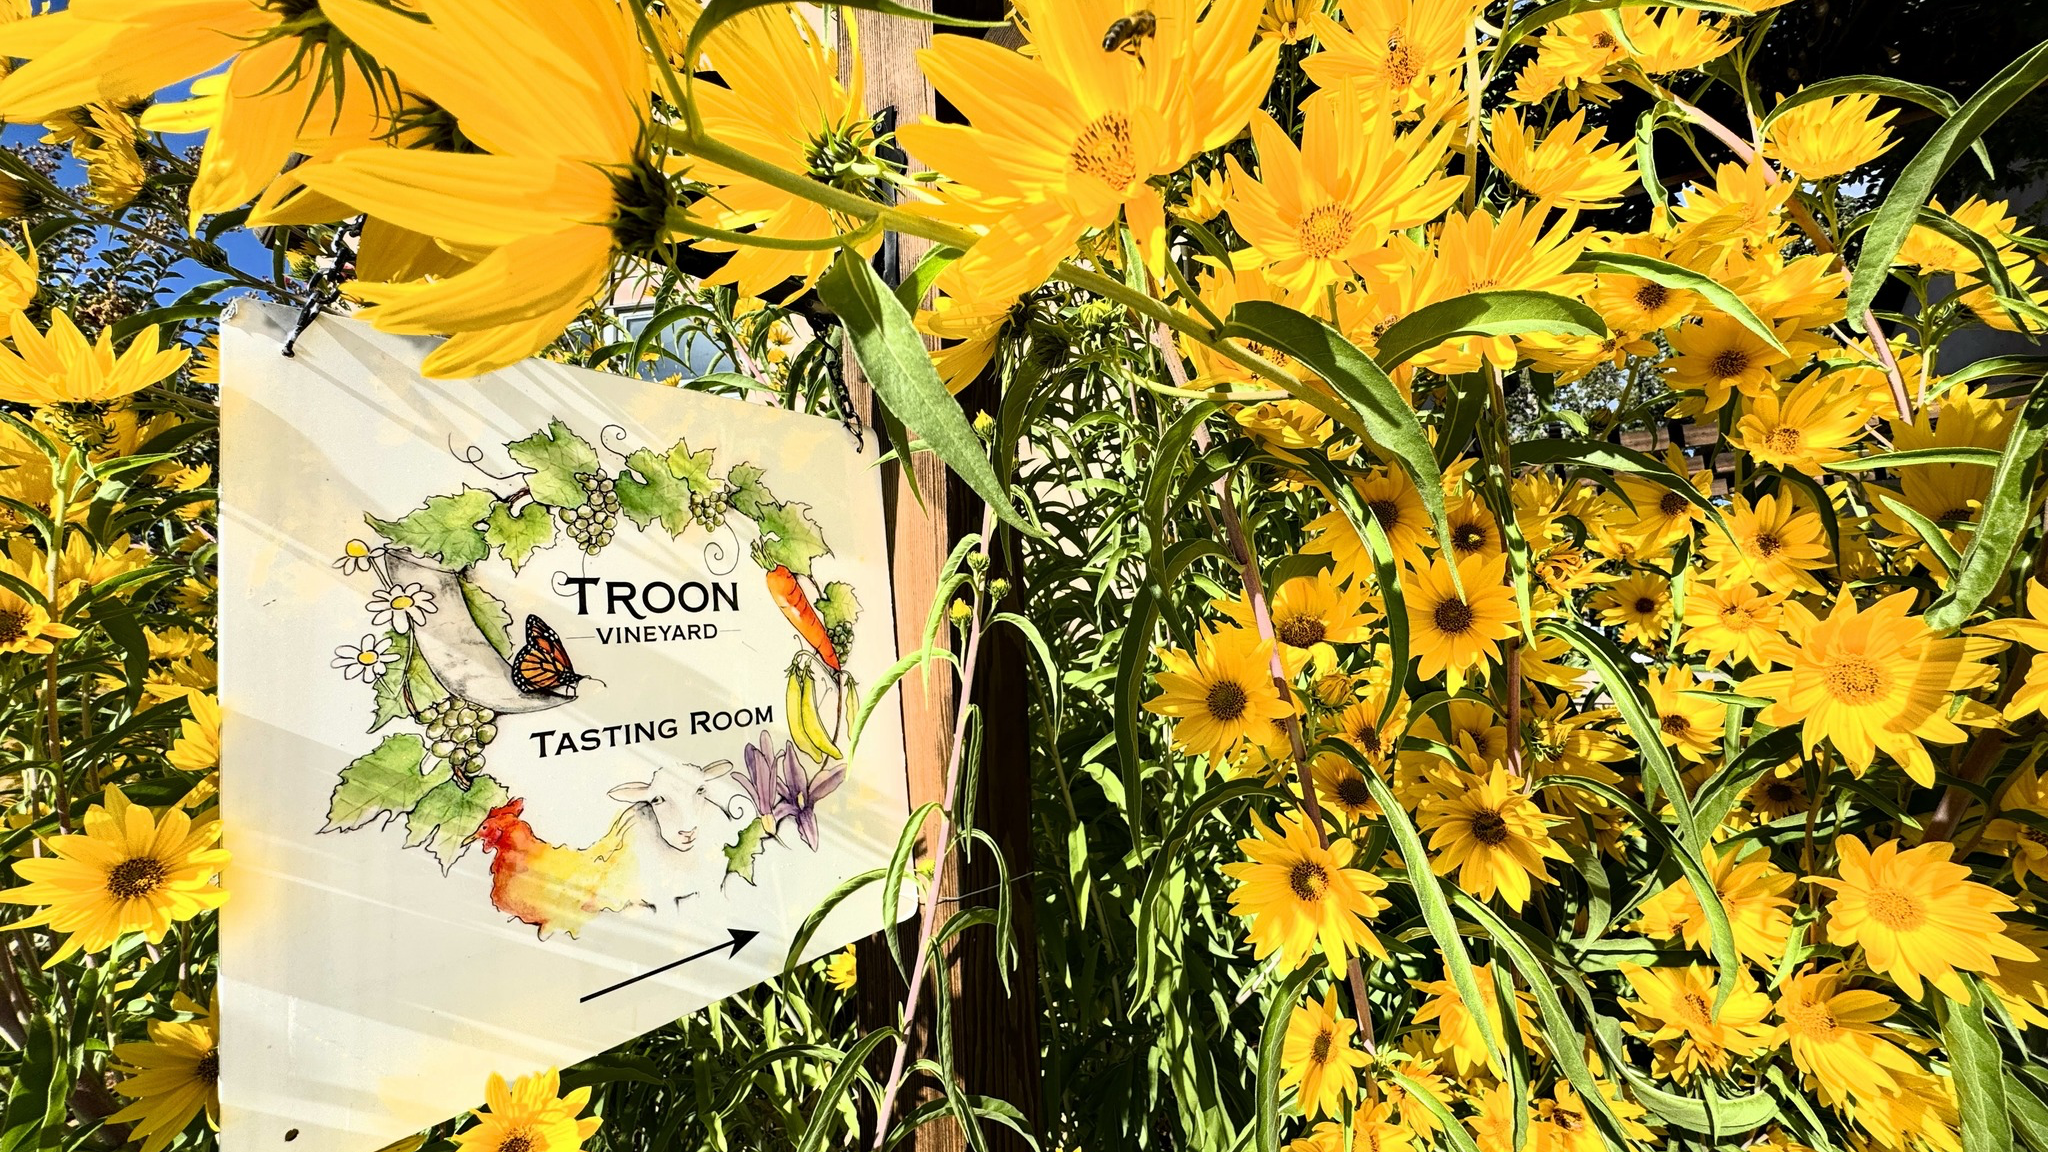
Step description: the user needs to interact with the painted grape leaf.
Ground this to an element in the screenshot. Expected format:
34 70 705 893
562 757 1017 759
405 774 509 872
370 635 447 732
324 734 451 832
485 500 555 573
816 582 860 630
507 419 600 507
461 580 515 659
616 447 694 536
725 462 772 519
667 436 719 495
724 819 769 884
365 487 498 569
751 499 829 576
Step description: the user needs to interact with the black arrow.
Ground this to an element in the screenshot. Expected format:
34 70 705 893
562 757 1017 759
579 928 761 1003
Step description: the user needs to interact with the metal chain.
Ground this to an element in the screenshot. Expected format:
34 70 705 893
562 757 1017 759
281 217 364 358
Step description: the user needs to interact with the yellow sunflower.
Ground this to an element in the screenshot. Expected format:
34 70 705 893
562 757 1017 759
1742 591 2001 785
1488 107 1637 210
1681 581 1791 670
1216 569 1374 679
1312 753 1384 827
0 786 228 963
1224 812 1391 972
1331 687 1408 769
1283 987 1372 1119
1534 1081 1653 1152
108 993 218 1152
1618 964 1772 1081
1764 92 1899 182
1228 80 1464 295
1417 766 1569 910
1666 315 1791 414
2 231 36 316
1145 626 1295 766
1770 965 1924 1102
1732 380 1873 476
905 0 1277 300
1812 836 2033 1003
1983 764 2048 887
1633 846 1795 967
1745 769 1810 822
1700 492 1832 596
1615 7 1738 73
1592 571 1673 647
455 1068 601 1152
1643 667 1726 762
1969 579 2048 720
289 0 659 378
1410 963 1538 1076
1303 0 1476 115
0 578 79 657
1442 493 1504 564
823 946 857 992
1287 1104 1416 1152
1306 468 1434 576
1405 553 1520 694
0 310 186 407
167 693 221 774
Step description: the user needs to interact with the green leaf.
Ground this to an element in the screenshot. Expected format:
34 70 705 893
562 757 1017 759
1927 377 2048 629
1537 617 1698 845
324 734 449 832
749 497 830 576
1256 964 1321 1152
461 580 515 659
1875 492 1964 574
793 1027 900 1152
1940 356 2048 390
723 819 769 884
782 867 884 971
1373 290 1606 370
817 250 1035 536
1823 447 2001 471
615 447 694 536
1690 726 1804 842
725 462 771 518
1224 301 1459 567
508 419 600 507
1940 977 2015 1152
2008 1074 2048 1152
485 499 555 572
1570 253 1787 354
815 581 860 632
1847 38 2048 326
371 633 446 732
667 436 719 494
404 773 508 871
366 487 498 569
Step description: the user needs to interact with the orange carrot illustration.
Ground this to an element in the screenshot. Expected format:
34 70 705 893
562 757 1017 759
766 564 839 670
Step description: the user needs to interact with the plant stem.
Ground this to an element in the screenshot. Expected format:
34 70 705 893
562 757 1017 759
869 504 996 1148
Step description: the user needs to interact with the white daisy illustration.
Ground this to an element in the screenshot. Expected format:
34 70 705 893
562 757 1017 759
367 583 436 633
333 634 397 682
333 538 384 575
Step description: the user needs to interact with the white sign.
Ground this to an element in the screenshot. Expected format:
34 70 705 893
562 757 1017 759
217 301 911 1152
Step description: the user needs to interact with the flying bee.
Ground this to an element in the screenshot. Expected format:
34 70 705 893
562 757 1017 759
1101 9 1157 59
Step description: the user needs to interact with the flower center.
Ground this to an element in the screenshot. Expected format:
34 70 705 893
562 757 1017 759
1592 31 1618 49
1680 991 1713 1026
357 650 380 665
1658 491 1690 516
1633 597 1658 615
1384 29 1420 86
1335 775 1374 809
1866 886 1926 930
1452 523 1489 554
106 856 168 901
345 540 370 557
1552 1110 1585 1133
1660 713 1691 736
1468 809 1510 846
0 607 29 645
1244 339 1294 367
196 1049 220 1085
1289 860 1331 902
1784 999 1839 1039
1822 654 1886 705
1351 721 1383 755
1311 1027 1335 1065
1206 679 1250 721
1634 282 1670 310
1070 113 1137 191
389 595 414 611
1763 427 1803 455
1367 499 1402 530
1432 597 1475 635
1764 780 1798 802
498 1130 536 1152
1751 530 1783 558
1298 203 1357 259
1276 614 1328 649
1936 507 1973 523
1718 604 1755 630
1711 349 1752 379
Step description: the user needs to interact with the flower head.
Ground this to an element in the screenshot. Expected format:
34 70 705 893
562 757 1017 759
1404 553 1520 693
333 633 398 682
1223 812 1390 971
1619 964 1772 1080
1765 93 1899 181
1144 626 1294 766
1282 987 1371 1119
454 1068 601 1152
0 311 186 407
1417 766 1569 909
109 993 219 1152
367 583 436 633
1811 836 2033 1002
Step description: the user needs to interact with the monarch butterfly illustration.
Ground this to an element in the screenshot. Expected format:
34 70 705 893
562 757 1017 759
511 615 591 696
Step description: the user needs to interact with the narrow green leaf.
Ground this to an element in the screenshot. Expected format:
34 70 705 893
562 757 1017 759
1940 977 2015 1152
1927 377 2048 629
1372 290 1605 371
818 252 1036 536
1571 252 1786 353
1536 617 1698 841
1847 38 2048 325
1875 492 1964 574
1256 964 1321 1152
795 1028 898 1152
1823 447 2001 471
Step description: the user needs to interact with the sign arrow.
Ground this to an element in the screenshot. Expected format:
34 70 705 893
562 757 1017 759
579 928 761 1003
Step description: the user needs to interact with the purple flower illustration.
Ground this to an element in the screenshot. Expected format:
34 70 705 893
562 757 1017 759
732 730 781 827
773 741 845 850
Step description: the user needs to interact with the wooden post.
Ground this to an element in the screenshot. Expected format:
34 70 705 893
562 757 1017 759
841 5 1042 1150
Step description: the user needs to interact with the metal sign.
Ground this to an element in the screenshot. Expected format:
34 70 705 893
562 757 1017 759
217 301 911 1152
